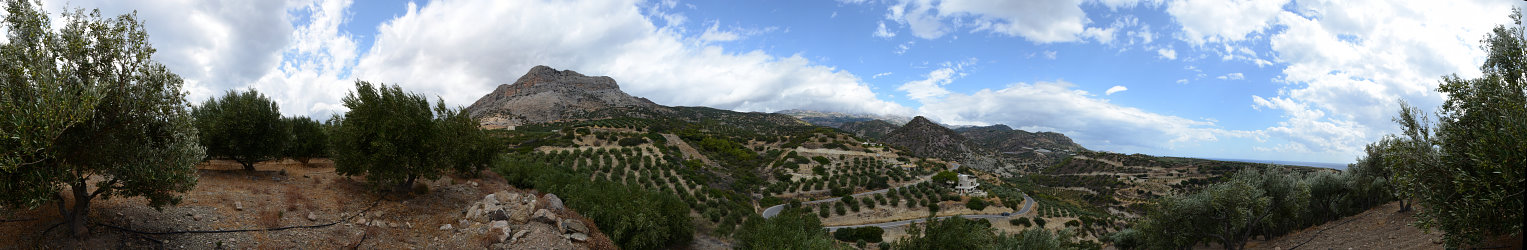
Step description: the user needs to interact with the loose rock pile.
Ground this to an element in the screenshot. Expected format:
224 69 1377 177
450 190 593 248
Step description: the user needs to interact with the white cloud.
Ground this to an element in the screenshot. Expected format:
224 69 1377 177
249 0 361 117
872 72 894 79
897 67 961 100
1176 79 1189 84
894 41 915 54
1253 0 1522 157
699 21 741 43
884 0 1103 43
351 0 912 116
874 21 896 38
1156 48 1176 59
39 0 293 106
918 80 1259 151
1105 85 1128 95
1216 72 1244 80
1166 0 1290 45
1043 50 1058 59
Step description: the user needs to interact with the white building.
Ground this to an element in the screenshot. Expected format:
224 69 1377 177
954 174 986 197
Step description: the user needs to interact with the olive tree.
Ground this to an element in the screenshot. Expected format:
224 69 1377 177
1388 9 1526 247
0 2 203 237
284 116 328 165
193 89 288 171
331 81 492 191
431 101 496 176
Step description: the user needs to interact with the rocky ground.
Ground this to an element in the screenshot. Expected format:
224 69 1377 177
1249 201 1441 250
0 159 614 249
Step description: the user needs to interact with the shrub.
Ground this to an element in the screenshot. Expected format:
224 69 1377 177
833 226 885 243
734 210 836 249
966 198 988 211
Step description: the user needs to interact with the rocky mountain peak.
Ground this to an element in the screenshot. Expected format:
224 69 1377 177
466 66 655 128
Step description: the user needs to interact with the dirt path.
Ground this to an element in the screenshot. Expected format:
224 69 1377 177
662 133 718 168
1249 201 1443 250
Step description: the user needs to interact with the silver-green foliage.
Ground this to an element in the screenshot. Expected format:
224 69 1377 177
0 0 203 237
192 89 287 171
1385 9 1526 247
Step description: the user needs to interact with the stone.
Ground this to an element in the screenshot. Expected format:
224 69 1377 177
470 181 479 187
509 206 533 224
487 210 509 221
561 219 588 234
532 209 559 224
439 224 454 231
497 228 513 243
568 233 589 242
495 190 513 202
192 214 203 221
484 193 499 206
307 212 317 221
511 230 530 243
544 193 565 211
505 193 520 203
490 220 510 230
234 201 244 211
357 218 368 225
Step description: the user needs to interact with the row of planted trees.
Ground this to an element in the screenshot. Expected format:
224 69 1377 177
1 1 498 238
1111 10 1525 249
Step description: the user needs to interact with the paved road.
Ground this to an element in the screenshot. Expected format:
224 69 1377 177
761 188 893 218
822 193 1033 231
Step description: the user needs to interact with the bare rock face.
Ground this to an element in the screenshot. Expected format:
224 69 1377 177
466 65 657 128
882 116 973 160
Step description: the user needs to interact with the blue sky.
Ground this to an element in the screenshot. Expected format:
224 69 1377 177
25 0 1525 165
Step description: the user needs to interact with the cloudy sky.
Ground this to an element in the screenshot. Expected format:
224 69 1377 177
22 0 1524 164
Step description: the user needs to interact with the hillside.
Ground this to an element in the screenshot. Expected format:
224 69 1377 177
465 65 657 129
838 119 899 140
881 116 975 161
777 109 911 128
955 124 1085 153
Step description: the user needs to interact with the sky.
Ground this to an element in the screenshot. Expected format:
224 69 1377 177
17 0 1525 165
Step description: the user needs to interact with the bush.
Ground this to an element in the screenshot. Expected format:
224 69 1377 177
1009 217 1031 227
494 156 693 249
618 137 649 146
1033 217 1046 228
966 198 988 211
734 210 837 249
833 226 885 243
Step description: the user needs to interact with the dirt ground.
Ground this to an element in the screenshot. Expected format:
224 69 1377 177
1248 201 1444 250
0 159 612 249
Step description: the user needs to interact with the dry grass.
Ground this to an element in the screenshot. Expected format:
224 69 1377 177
257 210 283 228
283 185 310 212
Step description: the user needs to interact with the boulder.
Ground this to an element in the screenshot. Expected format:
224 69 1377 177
561 219 588 234
568 233 589 242
508 204 534 224
532 209 559 224
490 220 510 230
487 209 509 221
544 193 565 211
483 193 499 206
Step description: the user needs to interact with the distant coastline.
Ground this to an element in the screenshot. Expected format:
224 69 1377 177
1203 157 1350 170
